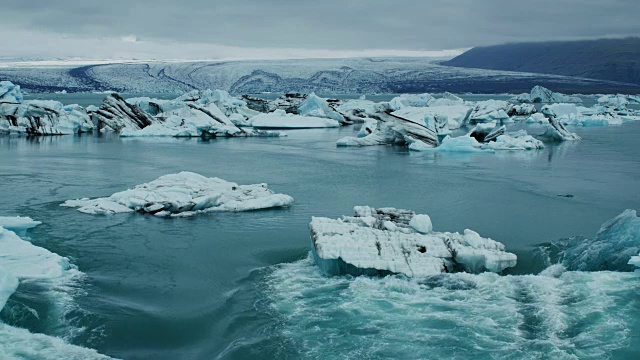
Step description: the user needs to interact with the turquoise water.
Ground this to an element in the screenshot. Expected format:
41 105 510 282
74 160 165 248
1 120 639 358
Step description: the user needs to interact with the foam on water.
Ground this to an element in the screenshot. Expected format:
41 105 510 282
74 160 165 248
261 255 639 359
0 221 113 358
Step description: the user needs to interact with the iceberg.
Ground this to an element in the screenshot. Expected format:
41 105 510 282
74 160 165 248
337 107 438 148
539 209 640 272
310 206 517 277
297 93 347 124
95 93 155 132
508 103 537 116
0 216 42 236
511 86 581 103
250 109 340 129
0 82 95 135
469 100 510 123
62 171 294 217
428 92 464 107
392 105 471 130
0 81 23 103
526 113 548 124
388 93 434 110
484 130 545 150
538 106 581 141
411 135 489 152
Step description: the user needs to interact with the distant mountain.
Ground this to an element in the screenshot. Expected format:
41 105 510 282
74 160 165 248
2 57 638 95
444 38 640 88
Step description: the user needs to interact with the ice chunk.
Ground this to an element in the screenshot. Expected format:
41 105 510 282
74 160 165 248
0 216 42 236
0 99 95 135
539 209 640 271
411 135 489 153
297 93 346 124
62 171 293 216
95 93 155 132
428 92 464 107
526 113 548 123
392 105 471 130
469 100 511 123
484 131 545 150
311 206 516 277
538 107 581 141
530 86 582 103
0 81 23 103
250 109 340 128
388 93 434 110
509 103 537 116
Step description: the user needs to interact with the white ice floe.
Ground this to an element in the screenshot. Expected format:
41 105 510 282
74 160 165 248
484 130 545 150
297 93 346 124
62 171 294 217
310 206 517 277
250 109 340 129
0 216 42 236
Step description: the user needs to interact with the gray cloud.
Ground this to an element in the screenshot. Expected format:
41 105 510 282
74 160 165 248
2 0 639 58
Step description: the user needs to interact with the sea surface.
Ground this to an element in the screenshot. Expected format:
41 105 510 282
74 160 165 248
2 94 640 359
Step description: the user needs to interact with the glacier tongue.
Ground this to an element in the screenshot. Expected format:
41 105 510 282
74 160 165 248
310 206 517 278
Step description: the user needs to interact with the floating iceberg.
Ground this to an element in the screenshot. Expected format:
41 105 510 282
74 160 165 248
310 206 517 277
511 86 581 103
538 209 640 272
0 82 95 135
388 93 434 110
428 92 465 107
526 113 548 124
250 109 340 129
469 100 511 123
509 103 537 116
539 106 581 141
392 105 471 130
95 93 155 132
0 81 24 103
297 93 347 124
411 135 488 153
62 172 294 217
484 131 545 150
337 107 438 148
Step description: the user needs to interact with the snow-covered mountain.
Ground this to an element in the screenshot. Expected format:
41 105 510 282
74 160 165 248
1 57 638 94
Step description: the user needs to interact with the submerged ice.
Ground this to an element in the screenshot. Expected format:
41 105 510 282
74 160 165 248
62 171 294 216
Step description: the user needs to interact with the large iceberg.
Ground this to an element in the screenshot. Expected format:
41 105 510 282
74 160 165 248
62 171 294 217
469 100 511 123
388 93 434 110
95 93 155 132
310 206 517 277
297 93 347 124
249 109 340 129
538 209 640 272
538 106 581 141
392 105 472 130
0 82 95 135
337 106 438 148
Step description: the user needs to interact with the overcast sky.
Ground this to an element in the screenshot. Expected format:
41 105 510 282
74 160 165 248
3 0 639 60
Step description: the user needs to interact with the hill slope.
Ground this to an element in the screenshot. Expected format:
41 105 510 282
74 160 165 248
444 38 640 86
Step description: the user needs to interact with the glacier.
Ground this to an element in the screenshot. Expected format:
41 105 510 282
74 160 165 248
62 171 294 217
310 206 517 277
